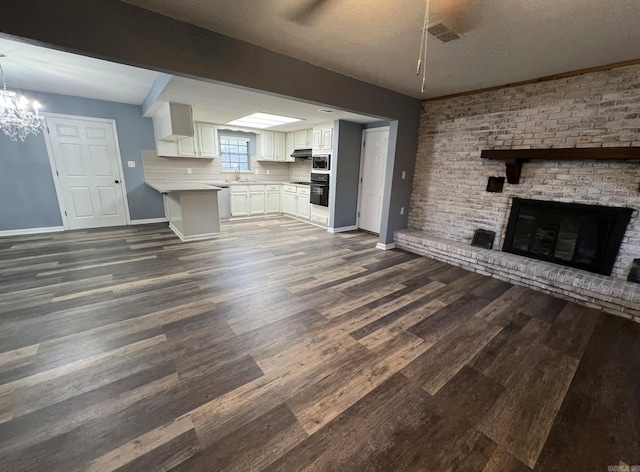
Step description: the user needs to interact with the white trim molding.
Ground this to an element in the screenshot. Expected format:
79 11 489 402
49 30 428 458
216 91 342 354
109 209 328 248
0 226 65 238
376 242 396 250
328 225 358 233
129 217 168 225
169 223 218 242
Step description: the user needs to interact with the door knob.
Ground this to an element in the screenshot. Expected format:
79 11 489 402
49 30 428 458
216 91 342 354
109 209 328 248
114 180 120 184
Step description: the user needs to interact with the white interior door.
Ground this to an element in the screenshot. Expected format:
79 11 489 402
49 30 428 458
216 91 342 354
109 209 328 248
46 116 128 230
358 127 389 234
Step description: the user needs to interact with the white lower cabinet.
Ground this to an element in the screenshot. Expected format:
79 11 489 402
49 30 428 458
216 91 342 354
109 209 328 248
266 185 281 214
283 190 297 216
230 184 271 217
284 185 310 219
230 186 250 217
249 188 266 215
230 183 309 219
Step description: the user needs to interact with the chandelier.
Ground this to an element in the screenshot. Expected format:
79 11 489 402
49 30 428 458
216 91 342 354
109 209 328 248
0 54 45 142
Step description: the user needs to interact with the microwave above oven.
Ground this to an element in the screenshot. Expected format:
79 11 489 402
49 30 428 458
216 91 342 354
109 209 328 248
312 154 330 171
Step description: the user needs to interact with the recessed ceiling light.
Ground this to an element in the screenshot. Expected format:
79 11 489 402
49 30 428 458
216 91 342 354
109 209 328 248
318 108 335 113
226 112 302 129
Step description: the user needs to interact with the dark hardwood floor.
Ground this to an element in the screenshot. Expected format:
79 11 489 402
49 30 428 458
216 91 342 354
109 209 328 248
0 217 638 471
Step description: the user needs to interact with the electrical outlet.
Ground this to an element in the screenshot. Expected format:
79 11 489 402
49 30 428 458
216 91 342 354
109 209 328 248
127 161 135 168
187 168 192 174
401 171 406 179
254 169 259 174
267 170 270 175
400 207 405 215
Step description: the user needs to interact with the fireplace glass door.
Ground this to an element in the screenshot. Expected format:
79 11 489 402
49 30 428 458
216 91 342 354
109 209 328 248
503 198 632 275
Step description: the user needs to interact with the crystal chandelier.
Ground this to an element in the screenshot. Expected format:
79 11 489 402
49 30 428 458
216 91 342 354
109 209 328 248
0 54 45 142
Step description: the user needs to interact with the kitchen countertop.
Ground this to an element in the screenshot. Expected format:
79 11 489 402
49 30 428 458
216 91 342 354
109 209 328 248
146 181 223 193
147 181 311 192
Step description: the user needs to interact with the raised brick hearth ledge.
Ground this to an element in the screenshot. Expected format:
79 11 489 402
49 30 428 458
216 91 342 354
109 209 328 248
395 229 640 323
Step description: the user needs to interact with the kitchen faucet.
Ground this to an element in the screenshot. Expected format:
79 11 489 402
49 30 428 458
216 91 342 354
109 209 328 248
234 164 241 181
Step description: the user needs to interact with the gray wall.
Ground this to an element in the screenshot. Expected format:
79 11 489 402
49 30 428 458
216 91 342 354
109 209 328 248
0 0 421 244
0 133 62 230
330 120 363 229
0 90 163 230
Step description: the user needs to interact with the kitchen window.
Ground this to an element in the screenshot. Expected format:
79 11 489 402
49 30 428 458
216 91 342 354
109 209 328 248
220 136 251 172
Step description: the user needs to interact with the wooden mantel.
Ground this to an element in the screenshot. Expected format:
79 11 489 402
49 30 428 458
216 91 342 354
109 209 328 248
481 147 640 184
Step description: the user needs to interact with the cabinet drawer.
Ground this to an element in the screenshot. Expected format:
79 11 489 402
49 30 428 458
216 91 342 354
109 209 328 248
284 185 298 193
266 184 281 191
297 187 310 196
230 185 249 193
248 185 265 191
311 214 328 225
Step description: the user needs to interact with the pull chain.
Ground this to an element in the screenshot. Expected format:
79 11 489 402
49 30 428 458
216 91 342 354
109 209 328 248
0 61 6 91
416 0 430 94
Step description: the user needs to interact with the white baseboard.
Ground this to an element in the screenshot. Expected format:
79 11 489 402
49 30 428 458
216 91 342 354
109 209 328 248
327 225 358 233
376 242 396 250
169 223 218 242
129 217 168 225
0 226 65 237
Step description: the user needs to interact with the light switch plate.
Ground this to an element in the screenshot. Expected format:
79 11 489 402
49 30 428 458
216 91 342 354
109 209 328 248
187 168 192 174
401 171 406 179
127 161 135 168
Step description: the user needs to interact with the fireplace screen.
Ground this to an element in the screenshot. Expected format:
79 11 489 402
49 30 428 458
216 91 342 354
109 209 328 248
503 198 632 275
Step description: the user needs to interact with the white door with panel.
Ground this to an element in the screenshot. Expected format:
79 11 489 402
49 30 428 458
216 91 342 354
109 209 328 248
358 127 389 234
46 116 128 230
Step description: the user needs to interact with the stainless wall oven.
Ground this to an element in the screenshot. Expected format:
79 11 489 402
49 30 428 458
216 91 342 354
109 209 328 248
310 172 329 207
312 154 330 171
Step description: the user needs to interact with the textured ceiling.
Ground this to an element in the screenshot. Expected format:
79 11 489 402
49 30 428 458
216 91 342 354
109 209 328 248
123 0 640 98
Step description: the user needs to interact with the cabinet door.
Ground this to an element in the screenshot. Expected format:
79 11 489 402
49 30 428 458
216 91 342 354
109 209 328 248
177 136 197 157
156 139 179 157
274 132 286 161
248 191 265 215
197 122 218 158
312 130 322 152
153 104 172 141
321 128 333 151
261 131 275 160
296 193 310 219
283 192 297 216
230 192 248 216
285 132 295 162
266 191 280 213
294 130 308 149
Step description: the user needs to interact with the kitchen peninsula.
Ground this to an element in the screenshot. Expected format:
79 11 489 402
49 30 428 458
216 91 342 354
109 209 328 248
146 181 222 241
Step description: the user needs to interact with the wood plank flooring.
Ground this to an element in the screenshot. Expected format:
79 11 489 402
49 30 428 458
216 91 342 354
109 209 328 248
0 217 638 471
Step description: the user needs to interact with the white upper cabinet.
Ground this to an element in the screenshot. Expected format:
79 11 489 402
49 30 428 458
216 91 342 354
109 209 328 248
294 129 312 149
259 130 287 161
274 132 286 161
260 131 275 161
320 128 333 151
312 126 333 153
196 122 219 158
285 132 295 161
153 103 193 142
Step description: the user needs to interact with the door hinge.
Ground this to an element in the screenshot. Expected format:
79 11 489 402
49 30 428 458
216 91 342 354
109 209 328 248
363 141 365 146
357 211 360 217
56 170 59 176
64 210 67 216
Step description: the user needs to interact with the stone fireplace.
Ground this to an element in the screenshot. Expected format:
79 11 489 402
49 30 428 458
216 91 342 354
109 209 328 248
394 63 640 322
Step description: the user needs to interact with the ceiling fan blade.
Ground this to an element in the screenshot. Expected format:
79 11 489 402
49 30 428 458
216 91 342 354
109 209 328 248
285 0 333 25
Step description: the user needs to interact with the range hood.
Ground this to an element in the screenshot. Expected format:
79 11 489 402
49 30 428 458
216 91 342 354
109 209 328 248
290 148 312 159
